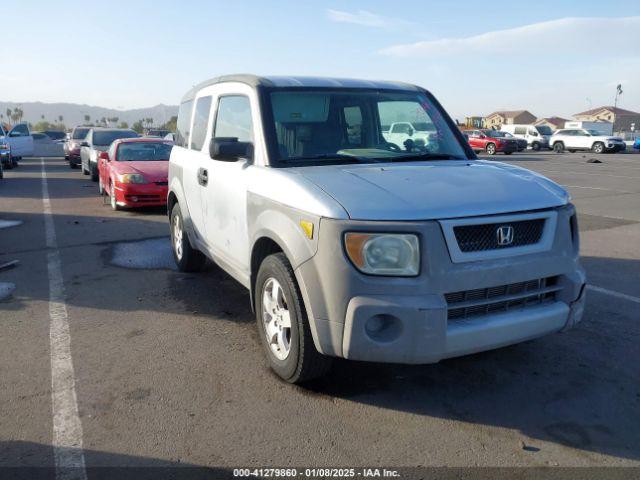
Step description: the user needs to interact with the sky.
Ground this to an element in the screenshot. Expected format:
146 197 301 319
2 0 639 120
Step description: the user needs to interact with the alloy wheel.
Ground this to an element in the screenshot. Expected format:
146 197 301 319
173 214 183 261
261 278 292 361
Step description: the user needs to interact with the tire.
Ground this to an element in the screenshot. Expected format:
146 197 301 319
98 177 104 195
592 142 605 154
170 203 206 272
69 162 77 169
256 252 332 383
4 160 12 170
486 143 497 155
531 142 541 151
553 142 564 153
90 164 98 182
82 161 89 175
109 181 120 211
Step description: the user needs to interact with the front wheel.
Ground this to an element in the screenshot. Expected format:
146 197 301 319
592 142 605 154
553 142 564 153
170 203 206 272
256 253 332 383
531 142 541 151
486 143 497 155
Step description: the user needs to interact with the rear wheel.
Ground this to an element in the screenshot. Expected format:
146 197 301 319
592 142 605 154
170 203 206 272
486 143 497 155
531 142 541 151
553 142 564 153
256 253 332 383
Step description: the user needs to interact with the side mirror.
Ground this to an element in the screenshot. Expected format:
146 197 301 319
80 141 90 147
98 151 109 161
209 137 253 162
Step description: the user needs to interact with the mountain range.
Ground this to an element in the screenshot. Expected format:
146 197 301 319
0 101 178 128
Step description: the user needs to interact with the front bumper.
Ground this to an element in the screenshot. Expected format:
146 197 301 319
497 143 518 153
295 204 585 364
114 183 168 208
605 142 626 152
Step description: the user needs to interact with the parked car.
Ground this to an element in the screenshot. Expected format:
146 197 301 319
98 137 173 210
167 75 585 384
39 130 67 143
65 127 91 168
633 138 640 150
489 130 527 152
466 129 518 155
0 138 11 170
501 124 551 151
550 129 626 153
382 122 436 151
80 128 139 181
0 123 34 167
32 132 53 143
564 121 613 136
146 129 171 138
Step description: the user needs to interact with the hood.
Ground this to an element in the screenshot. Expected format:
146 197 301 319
296 160 569 221
113 161 168 182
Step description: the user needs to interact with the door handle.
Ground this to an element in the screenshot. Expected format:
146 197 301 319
197 168 208 186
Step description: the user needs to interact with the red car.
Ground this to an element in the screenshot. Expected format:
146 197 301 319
97 137 173 210
465 129 518 155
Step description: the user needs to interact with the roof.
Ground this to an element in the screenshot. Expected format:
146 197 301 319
485 110 534 119
534 116 568 127
574 106 640 116
182 74 421 102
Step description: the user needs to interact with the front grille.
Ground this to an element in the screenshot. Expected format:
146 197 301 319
445 276 560 320
454 218 545 252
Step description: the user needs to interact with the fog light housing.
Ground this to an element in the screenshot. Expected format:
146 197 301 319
365 314 402 343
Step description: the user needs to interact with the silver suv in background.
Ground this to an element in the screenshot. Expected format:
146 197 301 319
168 75 586 383
80 128 139 180
0 123 34 168
550 128 626 153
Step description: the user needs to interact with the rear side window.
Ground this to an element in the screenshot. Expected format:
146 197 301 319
514 126 527 135
72 128 90 140
176 100 194 148
190 96 212 151
213 96 253 142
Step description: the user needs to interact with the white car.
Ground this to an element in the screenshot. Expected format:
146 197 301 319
550 128 626 154
168 75 586 384
382 122 436 150
0 123 34 168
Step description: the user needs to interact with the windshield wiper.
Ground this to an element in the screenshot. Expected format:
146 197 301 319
387 153 466 162
281 153 375 164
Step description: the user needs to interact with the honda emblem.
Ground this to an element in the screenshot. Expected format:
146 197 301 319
496 225 514 246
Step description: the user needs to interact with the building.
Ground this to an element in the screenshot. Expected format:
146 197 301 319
533 116 569 131
484 110 537 129
573 106 640 133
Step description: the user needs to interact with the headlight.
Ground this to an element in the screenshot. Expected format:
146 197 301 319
0 143 9 151
118 173 147 184
344 233 420 276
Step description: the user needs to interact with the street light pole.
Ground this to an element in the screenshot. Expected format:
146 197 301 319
613 84 623 135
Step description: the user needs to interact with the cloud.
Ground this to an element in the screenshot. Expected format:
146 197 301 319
327 9 410 30
380 16 640 57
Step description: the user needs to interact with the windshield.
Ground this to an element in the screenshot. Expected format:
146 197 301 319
266 89 468 165
116 142 173 161
72 128 90 140
535 126 552 135
93 130 138 146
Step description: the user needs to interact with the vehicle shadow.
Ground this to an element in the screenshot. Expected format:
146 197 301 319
0 440 232 479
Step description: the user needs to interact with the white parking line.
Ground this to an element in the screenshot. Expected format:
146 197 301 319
562 185 633 193
42 158 87 480
587 285 640 305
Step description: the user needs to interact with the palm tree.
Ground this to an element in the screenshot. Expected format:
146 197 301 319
59 115 64 123
84 114 90 124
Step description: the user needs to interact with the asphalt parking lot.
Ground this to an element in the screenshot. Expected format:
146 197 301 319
0 151 639 475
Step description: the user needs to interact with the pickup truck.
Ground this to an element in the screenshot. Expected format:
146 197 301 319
0 123 34 169
382 121 436 151
168 75 586 384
